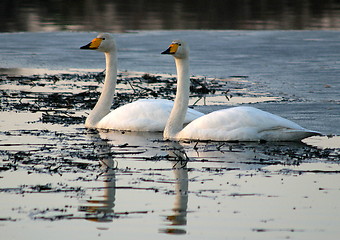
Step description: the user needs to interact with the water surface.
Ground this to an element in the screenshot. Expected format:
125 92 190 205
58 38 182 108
0 28 340 239
2 0 340 32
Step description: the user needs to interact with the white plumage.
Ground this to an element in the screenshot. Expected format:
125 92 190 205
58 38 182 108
161 40 320 141
80 33 204 131
177 106 320 141
97 99 202 131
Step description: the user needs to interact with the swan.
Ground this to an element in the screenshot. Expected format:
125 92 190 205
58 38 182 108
161 40 321 141
80 33 204 131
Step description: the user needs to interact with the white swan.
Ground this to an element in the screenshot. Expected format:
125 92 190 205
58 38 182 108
161 40 321 141
80 33 204 131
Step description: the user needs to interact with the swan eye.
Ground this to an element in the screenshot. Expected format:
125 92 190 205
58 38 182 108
102 38 106 40
178 43 182 46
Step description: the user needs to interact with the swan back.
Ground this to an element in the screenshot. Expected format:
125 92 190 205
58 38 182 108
177 106 320 141
97 99 203 131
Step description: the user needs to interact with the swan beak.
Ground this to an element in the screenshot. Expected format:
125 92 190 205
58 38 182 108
80 38 103 50
161 43 178 54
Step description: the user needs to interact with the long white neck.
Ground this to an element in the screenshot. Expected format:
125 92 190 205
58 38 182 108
164 57 190 139
85 51 117 128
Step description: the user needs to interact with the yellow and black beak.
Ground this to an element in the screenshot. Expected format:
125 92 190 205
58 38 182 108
161 43 179 54
80 38 103 50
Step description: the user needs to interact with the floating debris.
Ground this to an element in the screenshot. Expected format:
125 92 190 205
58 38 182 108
0 71 339 228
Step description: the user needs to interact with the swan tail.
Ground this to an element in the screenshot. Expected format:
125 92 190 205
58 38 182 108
260 128 322 142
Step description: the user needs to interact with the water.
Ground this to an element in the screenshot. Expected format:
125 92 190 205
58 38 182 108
1 59 339 240
1 2 340 239
1 31 339 134
2 0 340 32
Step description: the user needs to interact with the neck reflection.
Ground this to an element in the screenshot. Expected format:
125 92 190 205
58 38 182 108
79 132 117 222
160 141 189 235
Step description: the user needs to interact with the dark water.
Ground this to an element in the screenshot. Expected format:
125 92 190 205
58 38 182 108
2 0 340 32
2 2 340 238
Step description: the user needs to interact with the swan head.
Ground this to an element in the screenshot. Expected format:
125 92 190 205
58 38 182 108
161 40 189 59
80 33 116 53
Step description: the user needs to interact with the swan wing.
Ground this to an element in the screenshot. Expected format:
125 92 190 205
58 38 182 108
97 99 204 131
177 106 320 141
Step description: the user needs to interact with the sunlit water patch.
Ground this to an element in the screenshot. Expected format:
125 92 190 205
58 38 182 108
303 135 340 150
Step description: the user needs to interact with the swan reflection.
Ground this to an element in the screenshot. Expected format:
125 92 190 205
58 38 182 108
79 129 167 223
160 141 189 235
79 129 314 230
79 132 117 222
82 130 191 233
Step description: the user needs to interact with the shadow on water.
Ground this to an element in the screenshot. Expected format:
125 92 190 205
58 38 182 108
2 0 340 32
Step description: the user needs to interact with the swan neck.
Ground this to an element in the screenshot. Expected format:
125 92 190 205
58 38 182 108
164 57 190 139
85 51 117 128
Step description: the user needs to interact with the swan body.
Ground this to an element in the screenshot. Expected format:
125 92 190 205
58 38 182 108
97 99 202 131
80 33 204 131
161 40 321 142
175 106 320 141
